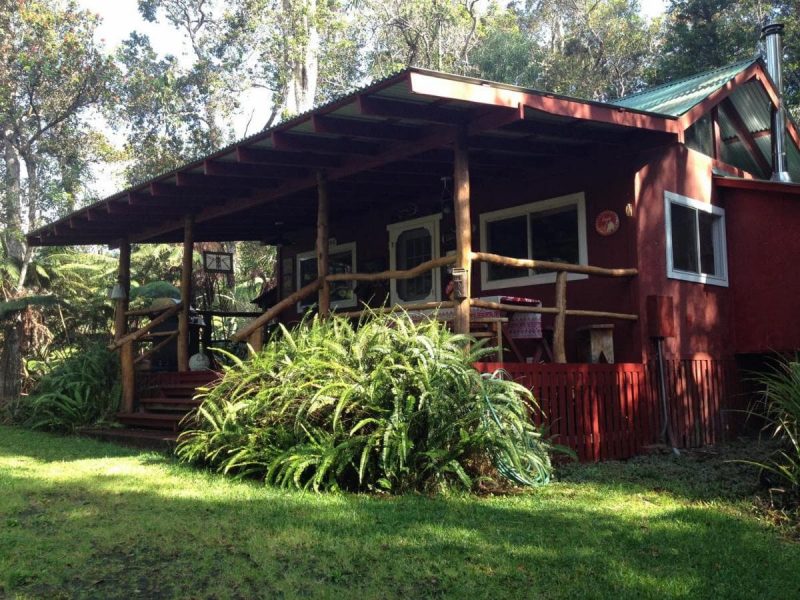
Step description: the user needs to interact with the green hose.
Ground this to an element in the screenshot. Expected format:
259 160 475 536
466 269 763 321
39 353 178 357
482 384 551 487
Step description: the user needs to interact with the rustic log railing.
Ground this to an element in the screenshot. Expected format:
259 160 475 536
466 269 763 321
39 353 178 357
108 301 183 412
109 302 183 351
232 250 638 364
470 252 638 362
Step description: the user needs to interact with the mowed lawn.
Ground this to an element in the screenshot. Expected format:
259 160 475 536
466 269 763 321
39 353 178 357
1 426 798 599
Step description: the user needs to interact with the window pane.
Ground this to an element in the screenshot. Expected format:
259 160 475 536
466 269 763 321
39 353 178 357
486 215 527 281
670 203 699 273
396 227 432 301
299 248 355 307
299 256 317 287
530 206 579 272
698 212 717 276
329 249 355 303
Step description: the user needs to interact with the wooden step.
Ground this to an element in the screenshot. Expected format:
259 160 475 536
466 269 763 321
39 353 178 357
77 427 178 450
157 387 203 399
139 397 202 410
116 412 185 431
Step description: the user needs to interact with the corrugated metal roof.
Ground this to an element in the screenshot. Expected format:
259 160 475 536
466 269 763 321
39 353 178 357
611 59 757 116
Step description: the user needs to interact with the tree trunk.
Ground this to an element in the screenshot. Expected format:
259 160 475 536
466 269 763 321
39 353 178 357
2 136 25 272
283 0 319 115
0 316 23 406
17 149 39 289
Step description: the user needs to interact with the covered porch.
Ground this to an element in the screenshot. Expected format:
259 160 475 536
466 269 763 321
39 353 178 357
27 67 676 444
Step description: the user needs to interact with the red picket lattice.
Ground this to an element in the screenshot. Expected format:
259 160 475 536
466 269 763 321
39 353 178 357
475 360 743 462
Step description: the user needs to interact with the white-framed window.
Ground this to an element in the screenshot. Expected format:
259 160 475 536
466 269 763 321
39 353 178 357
387 214 441 305
664 191 728 287
479 192 588 290
296 241 357 311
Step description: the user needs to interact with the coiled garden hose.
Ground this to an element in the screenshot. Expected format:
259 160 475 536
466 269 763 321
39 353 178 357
482 386 550 487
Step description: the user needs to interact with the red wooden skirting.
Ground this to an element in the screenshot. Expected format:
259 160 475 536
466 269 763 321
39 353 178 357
476 360 743 462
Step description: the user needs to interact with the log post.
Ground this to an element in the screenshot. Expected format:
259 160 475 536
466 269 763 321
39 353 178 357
452 127 472 335
120 342 135 413
316 171 330 317
553 271 568 363
115 239 135 413
114 240 131 341
248 327 264 353
177 214 194 371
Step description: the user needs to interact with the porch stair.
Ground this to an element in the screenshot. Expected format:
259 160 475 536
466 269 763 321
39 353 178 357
81 371 219 450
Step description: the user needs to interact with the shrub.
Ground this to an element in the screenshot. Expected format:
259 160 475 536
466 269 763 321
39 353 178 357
177 312 555 493
18 342 121 432
750 356 800 492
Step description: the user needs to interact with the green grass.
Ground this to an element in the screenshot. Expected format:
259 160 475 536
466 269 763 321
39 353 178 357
1 426 798 599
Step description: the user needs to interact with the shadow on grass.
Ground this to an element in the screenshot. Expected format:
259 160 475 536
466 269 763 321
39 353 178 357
556 438 777 504
1 428 797 599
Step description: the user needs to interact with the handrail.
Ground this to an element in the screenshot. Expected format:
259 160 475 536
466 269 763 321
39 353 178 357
109 302 182 350
233 249 639 362
232 277 323 342
232 256 457 342
338 301 455 319
325 255 456 282
470 299 559 315
134 331 178 365
125 304 179 317
469 299 637 321
470 252 638 278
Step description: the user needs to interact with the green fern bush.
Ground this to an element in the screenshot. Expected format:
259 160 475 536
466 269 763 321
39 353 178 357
177 312 555 493
750 357 800 491
18 342 121 432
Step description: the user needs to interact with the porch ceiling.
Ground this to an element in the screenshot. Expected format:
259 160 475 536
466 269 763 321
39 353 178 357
27 68 677 247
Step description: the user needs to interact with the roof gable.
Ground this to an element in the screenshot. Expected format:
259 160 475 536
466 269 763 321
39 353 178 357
611 59 758 117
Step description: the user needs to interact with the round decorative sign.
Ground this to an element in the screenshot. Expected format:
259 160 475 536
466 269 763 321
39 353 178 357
595 210 620 236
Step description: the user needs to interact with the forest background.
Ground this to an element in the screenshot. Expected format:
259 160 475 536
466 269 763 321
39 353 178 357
1 0 798 402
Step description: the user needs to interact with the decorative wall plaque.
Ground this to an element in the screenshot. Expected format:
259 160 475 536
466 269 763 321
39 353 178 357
595 210 620 236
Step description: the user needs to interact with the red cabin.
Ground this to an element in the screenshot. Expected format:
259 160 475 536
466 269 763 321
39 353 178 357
28 26 800 459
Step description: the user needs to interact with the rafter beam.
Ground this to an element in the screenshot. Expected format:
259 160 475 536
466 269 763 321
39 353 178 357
129 105 523 243
175 171 276 192
204 160 308 180
236 146 341 169
271 131 378 155
150 181 249 200
469 134 588 156
312 114 423 141
357 95 469 125
721 98 771 176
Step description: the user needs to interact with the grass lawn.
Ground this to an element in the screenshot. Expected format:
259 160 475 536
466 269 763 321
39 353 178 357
1 426 798 599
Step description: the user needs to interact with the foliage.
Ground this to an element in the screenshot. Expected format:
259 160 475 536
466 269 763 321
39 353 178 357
4 428 800 597
178 312 555 493
476 0 660 99
0 295 56 320
0 0 114 270
362 0 485 77
748 356 800 492
15 342 120 432
130 280 181 301
653 0 800 118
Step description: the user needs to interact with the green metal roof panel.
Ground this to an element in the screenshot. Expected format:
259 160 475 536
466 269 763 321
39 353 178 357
611 59 757 116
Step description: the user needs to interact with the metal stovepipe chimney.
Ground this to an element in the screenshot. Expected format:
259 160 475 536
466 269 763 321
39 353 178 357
762 22 792 182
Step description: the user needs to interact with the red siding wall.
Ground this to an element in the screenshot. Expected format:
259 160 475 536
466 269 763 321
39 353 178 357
633 144 734 361
278 154 648 361
724 186 800 353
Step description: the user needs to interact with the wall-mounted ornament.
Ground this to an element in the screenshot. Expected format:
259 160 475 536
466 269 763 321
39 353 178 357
595 210 620 236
